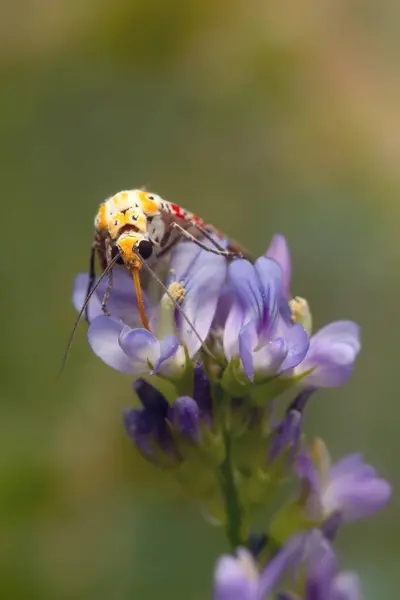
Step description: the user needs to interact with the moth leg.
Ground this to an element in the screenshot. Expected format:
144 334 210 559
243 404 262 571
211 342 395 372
101 239 113 316
169 222 242 259
192 223 244 255
155 231 181 259
193 223 254 262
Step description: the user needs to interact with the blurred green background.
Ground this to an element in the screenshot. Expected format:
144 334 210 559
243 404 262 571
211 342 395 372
1 1 399 598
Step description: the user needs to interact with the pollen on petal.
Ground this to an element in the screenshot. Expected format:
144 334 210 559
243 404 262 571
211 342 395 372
168 281 186 304
290 296 312 335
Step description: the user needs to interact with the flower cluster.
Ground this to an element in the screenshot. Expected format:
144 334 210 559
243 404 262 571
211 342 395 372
73 233 390 599
214 530 363 600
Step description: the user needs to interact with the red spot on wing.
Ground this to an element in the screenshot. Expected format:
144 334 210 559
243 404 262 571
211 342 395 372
170 203 185 219
170 203 206 228
192 215 205 227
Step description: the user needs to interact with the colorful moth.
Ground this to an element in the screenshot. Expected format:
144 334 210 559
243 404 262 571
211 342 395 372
88 189 247 330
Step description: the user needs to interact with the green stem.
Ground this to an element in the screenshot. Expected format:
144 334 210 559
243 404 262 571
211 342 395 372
218 425 245 549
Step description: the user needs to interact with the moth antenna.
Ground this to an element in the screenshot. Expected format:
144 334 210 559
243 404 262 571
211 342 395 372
57 253 120 379
140 259 218 360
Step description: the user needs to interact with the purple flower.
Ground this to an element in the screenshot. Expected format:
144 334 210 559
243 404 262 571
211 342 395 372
124 380 204 466
212 532 361 600
73 238 227 377
293 322 361 388
328 573 363 600
193 361 213 423
265 235 361 388
223 258 309 382
282 531 363 600
90 321 182 376
123 379 177 465
296 439 391 527
213 537 302 600
213 548 259 600
73 267 170 374
124 368 216 466
267 389 315 467
168 396 201 441
268 409 302 466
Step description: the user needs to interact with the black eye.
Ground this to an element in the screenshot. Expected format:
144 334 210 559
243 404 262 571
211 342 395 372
131 214 137 221
148 195 154 200
111 245 124 264
138 239 153 259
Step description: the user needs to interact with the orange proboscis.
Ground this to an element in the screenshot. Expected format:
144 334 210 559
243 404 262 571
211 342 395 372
132 267 151 331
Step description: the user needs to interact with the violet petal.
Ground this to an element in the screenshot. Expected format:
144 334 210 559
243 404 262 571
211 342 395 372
168 396 200 441
305 540 337 600
324 475 391 521
193 362 212 417
133 379 169 413
123 408 154 458
238 320 258 381
252 338 288 377
254 257 283 330
296 450 324 519
224 301 246 361
119 327 160 371
265 234 292 298
275 320 310 372
331 572 362 600
227 259 264 320
296 321 360 387
87 316 136 373
169 237 227 356
259 534 305 597
152 335 180 374
213 551 258 600
72 273 102 322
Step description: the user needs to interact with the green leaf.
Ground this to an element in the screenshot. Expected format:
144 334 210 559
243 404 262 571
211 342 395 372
250 369 313 405
268 502 320 551
220 358 252 397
